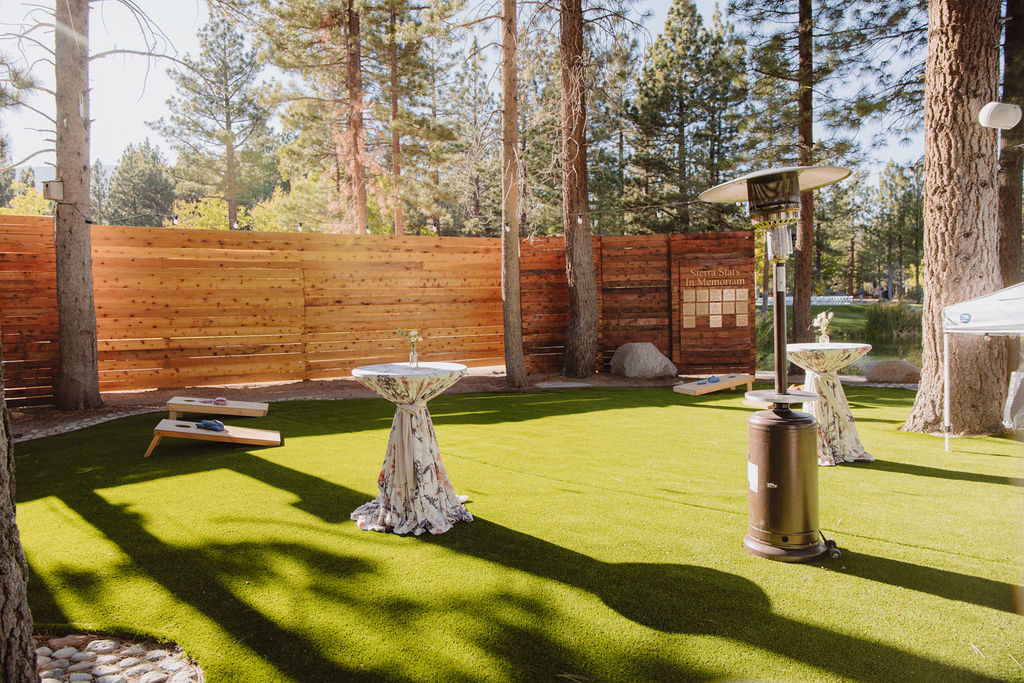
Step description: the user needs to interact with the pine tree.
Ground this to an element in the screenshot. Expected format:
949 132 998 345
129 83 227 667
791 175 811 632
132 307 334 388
90 159 110 224
105 140 177 226
151 15 277 230
904 0 1004 435
630 0 746 233
446 40 501 235
588 26 640 234
730 0 926 342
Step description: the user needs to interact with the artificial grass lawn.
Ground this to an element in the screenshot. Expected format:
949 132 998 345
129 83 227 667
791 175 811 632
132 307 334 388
14 386 1024 682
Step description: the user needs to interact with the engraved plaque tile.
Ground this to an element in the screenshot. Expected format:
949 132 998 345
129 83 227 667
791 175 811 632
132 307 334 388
722 301 735 315
710 288 723 301
723 289 736 301
683 289 696 303
683 316 696 328
709 302 722 315
696 302 709 316
696 289 709 302
736 314 748 327
682 302 696 316
735 288 748 301
709 315 722 328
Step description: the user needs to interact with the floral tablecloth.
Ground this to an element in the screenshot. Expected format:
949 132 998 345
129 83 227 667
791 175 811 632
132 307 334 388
787 343 873 466
350 362 473 535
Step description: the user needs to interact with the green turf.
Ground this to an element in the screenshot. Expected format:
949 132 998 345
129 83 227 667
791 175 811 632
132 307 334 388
13 387 1024 681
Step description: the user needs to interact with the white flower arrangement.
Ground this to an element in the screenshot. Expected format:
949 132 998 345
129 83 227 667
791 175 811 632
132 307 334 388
397 328 422 351
812 310 834 343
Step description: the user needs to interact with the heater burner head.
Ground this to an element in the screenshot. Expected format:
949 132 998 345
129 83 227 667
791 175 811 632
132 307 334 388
748 171 801 214
698 165 851 206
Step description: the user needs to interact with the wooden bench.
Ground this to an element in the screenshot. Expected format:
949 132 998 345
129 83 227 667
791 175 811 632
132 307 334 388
144 419 281 458
673 373 754 396
165 396 269 420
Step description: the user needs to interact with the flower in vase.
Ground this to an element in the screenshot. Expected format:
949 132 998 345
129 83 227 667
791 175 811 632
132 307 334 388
397 328 422 352
811 310 834 343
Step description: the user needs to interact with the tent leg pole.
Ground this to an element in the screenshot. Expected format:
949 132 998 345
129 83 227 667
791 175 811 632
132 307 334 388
944 332 950 452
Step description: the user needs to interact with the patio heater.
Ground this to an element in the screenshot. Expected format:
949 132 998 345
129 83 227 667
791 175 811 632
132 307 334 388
700 166 849 562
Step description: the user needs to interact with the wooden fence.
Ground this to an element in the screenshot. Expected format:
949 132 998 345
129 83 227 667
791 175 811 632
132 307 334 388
0 217 754 406
521 232 756 374
0 218 503 405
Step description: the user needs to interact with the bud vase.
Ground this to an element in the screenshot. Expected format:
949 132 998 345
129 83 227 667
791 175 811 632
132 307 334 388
818 333 830 344
409 350 418 368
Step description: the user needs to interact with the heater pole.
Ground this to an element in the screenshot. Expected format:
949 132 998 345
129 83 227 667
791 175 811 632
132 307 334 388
773 263 788 394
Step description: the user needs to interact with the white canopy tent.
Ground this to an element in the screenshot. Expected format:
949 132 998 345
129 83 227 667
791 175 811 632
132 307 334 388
942 282 1024 450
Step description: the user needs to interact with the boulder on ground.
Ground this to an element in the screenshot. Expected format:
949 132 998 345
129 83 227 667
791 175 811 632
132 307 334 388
865 359 921 384
610 342 677 379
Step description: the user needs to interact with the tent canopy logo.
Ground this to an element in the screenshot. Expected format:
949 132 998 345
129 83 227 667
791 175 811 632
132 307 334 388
960 313 972 324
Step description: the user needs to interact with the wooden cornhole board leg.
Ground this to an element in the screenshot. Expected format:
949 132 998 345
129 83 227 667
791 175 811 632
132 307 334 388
144 419 281 457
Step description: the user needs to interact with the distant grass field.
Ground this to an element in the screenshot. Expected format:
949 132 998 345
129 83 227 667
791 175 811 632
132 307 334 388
759 304 923 371
15 387 1023 681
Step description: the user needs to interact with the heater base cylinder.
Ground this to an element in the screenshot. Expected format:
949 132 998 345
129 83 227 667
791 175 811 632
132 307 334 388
744 408 826 563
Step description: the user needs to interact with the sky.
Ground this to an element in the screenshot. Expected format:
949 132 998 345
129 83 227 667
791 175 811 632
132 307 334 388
0 0 923 180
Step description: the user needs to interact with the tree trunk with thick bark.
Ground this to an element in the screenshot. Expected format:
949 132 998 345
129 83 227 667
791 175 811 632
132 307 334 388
560 0 599 377
501 0 528 388
793 0 814 345
54 0 102 411
0 342 36 681
904 0 1005 434
225 134 238 229
999 0 1023 287
345 0 368 234
389 5 405 236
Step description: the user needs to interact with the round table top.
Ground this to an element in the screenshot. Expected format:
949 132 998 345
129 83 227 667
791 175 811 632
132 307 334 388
787 342 871 354
787 342 871 374
352 362 468 379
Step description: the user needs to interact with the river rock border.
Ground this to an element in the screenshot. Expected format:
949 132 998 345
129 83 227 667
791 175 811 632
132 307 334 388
34 634 203 683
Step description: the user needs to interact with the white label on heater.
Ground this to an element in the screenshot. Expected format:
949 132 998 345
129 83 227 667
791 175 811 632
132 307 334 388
748 461 758 492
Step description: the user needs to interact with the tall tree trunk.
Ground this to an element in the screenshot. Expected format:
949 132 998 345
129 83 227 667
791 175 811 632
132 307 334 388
389 5 405 236
999 0 1023 287
345 0 368 234
793 0 814 344
54 0 102 411
0 344 35 680
225 136 238 229
847 235 855 297
904 0 1004 434
560 0 599 377
501 0 528 388
999 0 1023 372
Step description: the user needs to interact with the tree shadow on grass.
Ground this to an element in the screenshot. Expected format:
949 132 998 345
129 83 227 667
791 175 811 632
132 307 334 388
428 518 1003 682
864 458 1023 487
21 448 1004 682
43 488 388 682
830 550 1019 614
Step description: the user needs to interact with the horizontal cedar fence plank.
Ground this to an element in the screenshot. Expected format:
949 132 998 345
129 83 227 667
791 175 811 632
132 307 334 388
304 293 501 307
98 354 305 373
98 335 305 352
303 302 500 318
0 253 56 266
94 267 304 281
99 343 303 361
96 306 302 320
97 325 304 339
304 339 503 359
304 324 505 340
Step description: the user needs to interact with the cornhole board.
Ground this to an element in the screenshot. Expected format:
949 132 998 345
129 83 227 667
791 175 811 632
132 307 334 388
144 419 281 458
673 373 754 396
166 396 269 420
